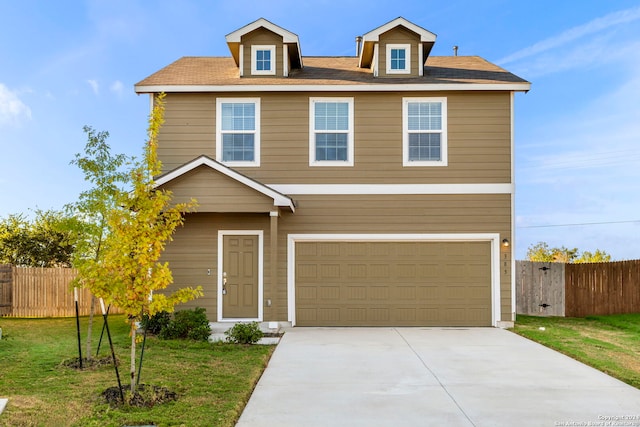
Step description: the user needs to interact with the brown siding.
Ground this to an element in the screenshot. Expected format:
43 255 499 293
158 91 512 184
278 194 513 323
163 194 512 323
161 213 272 321
241 28 284 77
378 26 421 77
159 165 276 213
158 94 215 169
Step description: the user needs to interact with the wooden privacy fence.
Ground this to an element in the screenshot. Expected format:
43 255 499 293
516 260 640 317
565 260 640 317
0 264 121 318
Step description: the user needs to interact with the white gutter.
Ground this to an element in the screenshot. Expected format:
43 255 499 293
135 82 531 94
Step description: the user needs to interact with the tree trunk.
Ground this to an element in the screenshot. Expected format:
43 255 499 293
130 320 137 394
85 295 95 358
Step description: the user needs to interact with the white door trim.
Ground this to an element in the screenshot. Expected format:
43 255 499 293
287 233 501 327
217 230 264 322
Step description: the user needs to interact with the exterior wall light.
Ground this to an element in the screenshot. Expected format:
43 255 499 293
502 238 510 247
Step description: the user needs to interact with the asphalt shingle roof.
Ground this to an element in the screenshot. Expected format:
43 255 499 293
135 56 529 89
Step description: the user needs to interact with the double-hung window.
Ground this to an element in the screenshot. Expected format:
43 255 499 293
216 98 260 167
386 44 411 74
251 45 275 75
402 97 447 166
309 97 354 166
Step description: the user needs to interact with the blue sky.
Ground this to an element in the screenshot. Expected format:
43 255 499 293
1 0 639 260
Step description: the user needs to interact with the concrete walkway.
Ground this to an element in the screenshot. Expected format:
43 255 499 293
236 327 640 427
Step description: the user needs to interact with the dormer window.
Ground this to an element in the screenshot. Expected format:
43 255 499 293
386 44 410 74
252 45 276 75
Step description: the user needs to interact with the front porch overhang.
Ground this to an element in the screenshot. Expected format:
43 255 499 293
154 155 295 213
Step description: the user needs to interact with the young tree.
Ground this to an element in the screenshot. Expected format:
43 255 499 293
82 93 201 394
68 125 132 358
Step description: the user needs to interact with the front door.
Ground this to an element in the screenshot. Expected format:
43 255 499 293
222 234 259 319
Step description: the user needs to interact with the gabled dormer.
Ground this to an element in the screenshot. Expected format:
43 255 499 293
358 17 436 78
225 18 303 78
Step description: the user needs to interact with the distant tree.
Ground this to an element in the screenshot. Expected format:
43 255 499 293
575 249 612 264
67 125 132 359
526 241 612 263
79 93 202 395
525 242 555 263
0 210 81 267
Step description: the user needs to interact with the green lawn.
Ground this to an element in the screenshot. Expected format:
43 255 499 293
513 313 640 389
0 315 274 427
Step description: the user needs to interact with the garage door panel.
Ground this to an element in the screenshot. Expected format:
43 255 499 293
295 241 492 326
369 264 390 278
347 264 367 278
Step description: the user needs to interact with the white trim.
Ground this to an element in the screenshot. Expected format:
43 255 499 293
154 155 295 211
362 17 437 43
251 45 276 76
402 97 448 167
309 97 355 166
268 183 513 195
372 44 379 77
216 97 261 167
218 230 264 322
226 18 299 44
239 45 244 77
510 91 516 321
135 82 531 93
287 233 501 327
386 44 411 74
418 46 424 77
283 46 289 77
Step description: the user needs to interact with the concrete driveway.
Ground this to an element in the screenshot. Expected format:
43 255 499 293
236 327 640 427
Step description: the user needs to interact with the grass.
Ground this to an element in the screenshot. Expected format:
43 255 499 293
513 313 640 389
0 315 275 427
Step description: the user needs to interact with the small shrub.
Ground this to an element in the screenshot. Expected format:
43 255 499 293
158 307 211 341
225 322 264 344
140 311 171 335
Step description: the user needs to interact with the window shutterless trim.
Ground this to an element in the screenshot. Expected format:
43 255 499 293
386 44 411 74
402 97 448 167
251 45 276 76
216 97 261 167
309 97 355 167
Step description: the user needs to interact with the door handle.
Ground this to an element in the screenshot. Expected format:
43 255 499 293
222 272 227 295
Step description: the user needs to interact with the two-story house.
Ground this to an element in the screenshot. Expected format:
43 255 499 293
134 17 530 328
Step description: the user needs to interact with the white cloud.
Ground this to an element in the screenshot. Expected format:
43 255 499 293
0 83 32 126
498 6 640 65
109 80 124 97
87 79 99 95
519 68 640 177
496 6 640 80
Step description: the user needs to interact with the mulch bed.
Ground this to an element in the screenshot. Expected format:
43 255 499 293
102 384 177 407
62 355 118 369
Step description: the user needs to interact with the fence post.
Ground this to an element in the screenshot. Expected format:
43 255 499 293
0 264 12 316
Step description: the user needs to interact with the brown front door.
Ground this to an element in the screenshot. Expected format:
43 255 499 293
222 234 259 319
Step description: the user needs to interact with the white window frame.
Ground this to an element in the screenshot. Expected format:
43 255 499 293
386 44 411 74
402 97 448 167
309 97 355 167
251 45 276 76
216 98 261 167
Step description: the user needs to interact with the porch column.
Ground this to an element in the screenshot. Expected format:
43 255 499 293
269 210 279 320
